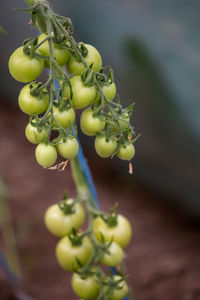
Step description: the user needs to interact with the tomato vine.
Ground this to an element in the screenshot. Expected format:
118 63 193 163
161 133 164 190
8 0 140 298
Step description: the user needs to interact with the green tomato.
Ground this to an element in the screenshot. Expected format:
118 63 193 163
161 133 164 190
18 84 49 115
67 43 102 75
94 136 117 158
57 138 79 159
8 47 44 83
93 214 132 249
35 143 57 168
100 241 124 267
116 143 135 161
37 33 70 66
96 82 116 102
44 198 85 237
56 235 92 272
25 123 48 144
64 76 97 109
53 105 75 128
107 276 128 300
71 272 100 299
111 113 130 132
80 108 105 136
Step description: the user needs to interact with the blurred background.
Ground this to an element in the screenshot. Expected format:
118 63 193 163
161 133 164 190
0 0 200 299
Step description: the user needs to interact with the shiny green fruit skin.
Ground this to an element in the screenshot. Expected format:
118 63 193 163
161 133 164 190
53 106 75 128
35 143 57 168
25 123 48 144
57 138 79 159
100 241 124 267
71 272 100 299
80 108 105 136
18 84 49 115
56 235 92 272
9 47 44 83
37 33 70 66
96 82 116 102
117 143 135 161
93 214 132 249
67 43 102 75
94 136 117 158
44 198 85 237
64 76 97 109
107 276 128 300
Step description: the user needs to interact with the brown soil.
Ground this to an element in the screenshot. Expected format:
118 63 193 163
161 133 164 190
0 104 200 300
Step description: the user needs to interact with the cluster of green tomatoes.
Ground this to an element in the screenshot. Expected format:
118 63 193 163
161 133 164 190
8 20 135 298
8 32 136 169
44 194 131 299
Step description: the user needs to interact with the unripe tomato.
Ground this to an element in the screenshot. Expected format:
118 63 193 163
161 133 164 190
67 43 102 75
94 136 117 158
44 198 85 237
71 272 100 299
93 214 132 249
53 105 75 128
96 82 116 102
64 76 97 109
35 143 57 168
56 138 79 159
56 235 92 272
8 47 44 83
100 241 124 267
25 123 48 144
111 113 130 132
107 276 128 300
80 108 105 136
37 33 70 66
18 84 49 115
117 143 135 161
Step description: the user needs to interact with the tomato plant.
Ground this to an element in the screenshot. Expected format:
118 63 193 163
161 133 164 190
64 75 97 109
67 43 102 75
35 143 57 168
93 214 132 249
44 198 85 237
95 136 117 158
71 272 100 299
80 107 105 136
18 84 49 115
9 46 44 83
25 122 48 144
56 234 93 272
9 0 141 298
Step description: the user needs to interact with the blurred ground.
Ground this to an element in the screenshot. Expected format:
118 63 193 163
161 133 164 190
0 102 200 300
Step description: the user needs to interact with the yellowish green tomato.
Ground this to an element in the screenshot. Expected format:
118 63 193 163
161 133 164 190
44 198 85 237
18 84 49 115
35 143 57 168
96 82 116 102
64 75 97 109
53 105 75 128
71 272 100 299
8 46 44 83
100 241 124 267
56 138 79 159
116 143 135 161
107 276 128 300
25 123 48 144
94 136 117 158
56 235 92 272
80 107 105 136
37 33 70 66
67 43 102 75
111 113 130 132
93 214 132 249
